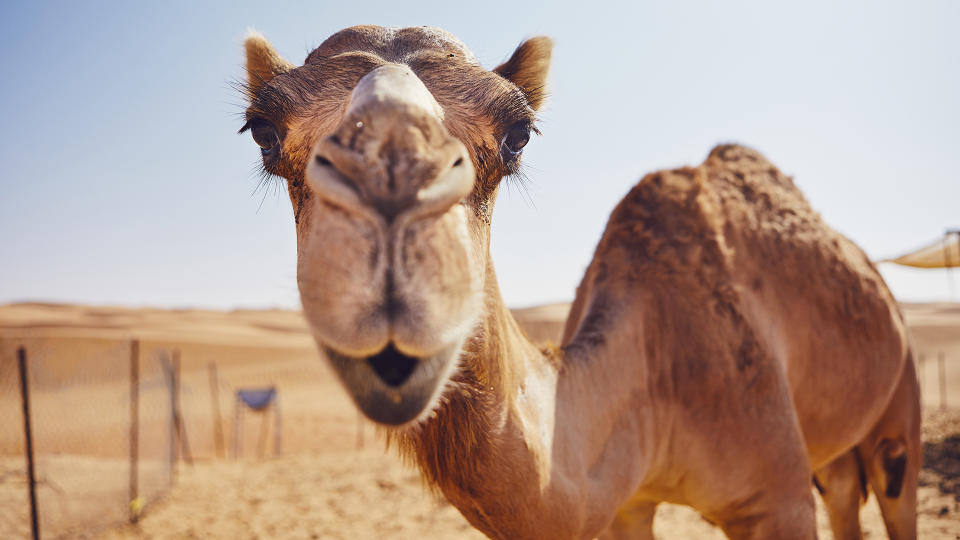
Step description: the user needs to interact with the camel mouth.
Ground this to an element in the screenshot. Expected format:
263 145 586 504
366 344 419 387
322 341 461 426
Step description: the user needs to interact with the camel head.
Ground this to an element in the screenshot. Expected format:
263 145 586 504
240 26 551 426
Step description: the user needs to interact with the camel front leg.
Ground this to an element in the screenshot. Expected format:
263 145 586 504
597 499 657 540
715 487 818 540
814 450 865 540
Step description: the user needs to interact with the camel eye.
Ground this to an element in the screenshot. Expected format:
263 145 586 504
501 123 530 161
248 119 280 156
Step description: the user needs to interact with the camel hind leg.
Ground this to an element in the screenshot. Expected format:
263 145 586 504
813 449 866 540
857 353 921 540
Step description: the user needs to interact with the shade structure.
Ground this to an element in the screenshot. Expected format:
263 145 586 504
233 386 282 458
883 231 960 269
237 387 276 411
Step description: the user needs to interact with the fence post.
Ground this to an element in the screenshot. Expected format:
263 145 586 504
18 347 40 540
164 352 176 486
172 350 192 465
918 352 925 403
208 362 225 459
129 340 140 523
939 351 947 410
356 409 364 450
232 395 242 460
273 395 282 457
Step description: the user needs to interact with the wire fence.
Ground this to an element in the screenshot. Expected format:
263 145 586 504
0 319 956 539
0 331 348 538
0 337 176 540
917 350 956 411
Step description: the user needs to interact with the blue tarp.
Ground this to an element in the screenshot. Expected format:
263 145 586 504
237 387 276 411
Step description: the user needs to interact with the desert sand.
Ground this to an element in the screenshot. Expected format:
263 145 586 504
1 302 958 539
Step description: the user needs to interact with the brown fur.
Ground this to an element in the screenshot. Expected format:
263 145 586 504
575 146 917 539
241 27 919 540
244 32 295 95
493 36 552 110
241 27 537 223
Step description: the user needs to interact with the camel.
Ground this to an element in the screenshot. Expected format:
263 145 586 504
239 26 920 539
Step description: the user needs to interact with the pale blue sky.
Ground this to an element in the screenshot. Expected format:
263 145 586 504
0 1 957 309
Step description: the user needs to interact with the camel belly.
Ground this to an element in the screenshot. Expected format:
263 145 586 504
738 278 908 467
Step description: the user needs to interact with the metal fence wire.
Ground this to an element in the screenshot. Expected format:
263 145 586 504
0 337 175 540
0 322 954 539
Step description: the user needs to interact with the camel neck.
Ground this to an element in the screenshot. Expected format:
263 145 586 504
390 266 658 538
388 266 563 521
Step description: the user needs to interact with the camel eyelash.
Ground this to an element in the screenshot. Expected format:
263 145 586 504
250 161 285 210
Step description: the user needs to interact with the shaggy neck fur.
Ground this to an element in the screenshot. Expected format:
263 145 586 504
389 257 566 533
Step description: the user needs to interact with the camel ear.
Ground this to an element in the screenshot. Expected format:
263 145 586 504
244 31 295 96
494 37 553 111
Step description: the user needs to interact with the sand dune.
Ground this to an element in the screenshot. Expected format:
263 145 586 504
1 302 959 539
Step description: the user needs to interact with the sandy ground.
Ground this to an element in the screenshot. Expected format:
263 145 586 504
0 302 958 539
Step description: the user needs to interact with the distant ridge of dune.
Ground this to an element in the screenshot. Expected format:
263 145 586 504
0 302 313 347
2 301 958 349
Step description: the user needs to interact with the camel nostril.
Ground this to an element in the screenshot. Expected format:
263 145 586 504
367 344 419 387
315 155 332 166
452 157 463 167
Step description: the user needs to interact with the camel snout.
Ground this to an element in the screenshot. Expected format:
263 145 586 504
306 132 473 226
305 64 475 226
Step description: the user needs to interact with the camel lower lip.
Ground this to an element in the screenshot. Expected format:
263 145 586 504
322 342 459 426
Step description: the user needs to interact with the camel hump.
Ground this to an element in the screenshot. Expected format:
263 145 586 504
702 144 798 191
706 144 774 169
602 165 722 272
